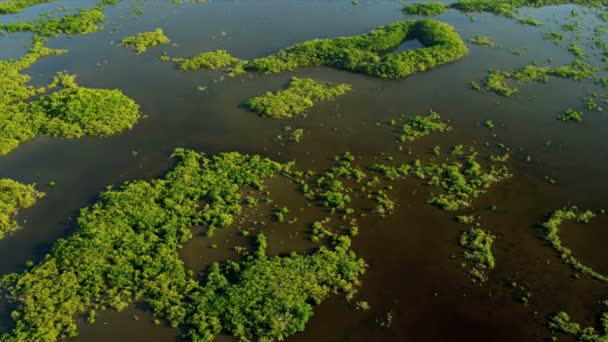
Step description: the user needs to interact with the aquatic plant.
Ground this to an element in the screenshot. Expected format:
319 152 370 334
120 28 170 54
0 40 141 155
244 20 468 79
0 149 366 341
0 179 44 239
460 227 495 280
400 111 452 143
245 77 351 118
548 311 608 341
166 49 245 71
450 0 608 19
403 2 447 16
559 108 583 122
541 206 608 282
1 7 105 36
0 0 54 14
468 35 495 47
478 61 595 96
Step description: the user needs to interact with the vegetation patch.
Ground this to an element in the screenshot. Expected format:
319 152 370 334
559 108 583 122
548 311 608 341
468 35 495 47
163 49 245 71
478 61 595 96
400 111 452 143
0 0 55 15
0 7 105 36
449 0 608 19
541 206 608 282
460 227 495 281
0 149 365 341
0 179 44 239
120 28 171 54
245 77 351 118
0 40 141 155
403 2 448 16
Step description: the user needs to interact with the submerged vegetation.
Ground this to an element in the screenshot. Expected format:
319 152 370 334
0 39 141 155
245 77 351 118
0 149 366 341
541 206 608 282
0 179 44 239
120 28 171 54
403 2 448 16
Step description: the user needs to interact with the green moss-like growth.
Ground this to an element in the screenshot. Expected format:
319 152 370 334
1 7 105 36
541 206 608 282
245 77 351 118
460 227 495 280
548 311 608 341
0 149 365 341
479 61 594 96
0 41 141 155
244 20 467 79
167 49 245 71
400 111 452 143
403 2 448 16
468 35 495 47
0 179 44 239
120 28 170 54
0 0 55 14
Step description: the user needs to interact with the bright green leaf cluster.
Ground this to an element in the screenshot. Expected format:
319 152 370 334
245 77 351 118
0 179 44 239
400 111 452 143
403 2 447 16
120 28 171 54
0 0 55 15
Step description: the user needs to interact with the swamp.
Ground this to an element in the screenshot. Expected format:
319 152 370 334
0 0 608 341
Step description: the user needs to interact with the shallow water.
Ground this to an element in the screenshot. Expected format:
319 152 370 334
1 0 607 340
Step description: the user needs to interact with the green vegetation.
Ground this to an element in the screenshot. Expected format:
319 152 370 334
0 179 44 239
244 20 468 79
559 108 583 122
0 0 55 14
403 2 448 16
549 311 608 341
569 42 584 57
478 61 594 96
0 149 365 341
166 49 244 71
120 28 170 54
244 77 351 118
400 111 452 143
460 227 495 280
517 17 542 26
541 206 608 282
0 66 140 155
414 153 511 210
544 31 564 43
468 35 495 47
450 0 608 19
0 7 105 36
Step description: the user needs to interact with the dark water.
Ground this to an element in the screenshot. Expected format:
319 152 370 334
1 0 608 340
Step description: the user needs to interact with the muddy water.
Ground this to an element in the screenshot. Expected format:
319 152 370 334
1 0 608 340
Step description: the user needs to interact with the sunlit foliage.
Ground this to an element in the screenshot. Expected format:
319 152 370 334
245 77 351 118
120 28 170 54
0 179 44 239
